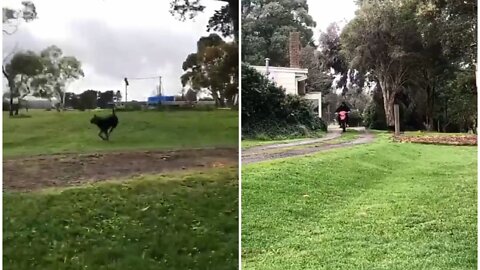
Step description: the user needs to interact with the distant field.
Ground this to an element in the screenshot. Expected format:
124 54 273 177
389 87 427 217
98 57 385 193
3 110 238 156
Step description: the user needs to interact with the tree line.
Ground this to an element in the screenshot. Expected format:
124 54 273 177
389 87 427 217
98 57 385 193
242 0 476 133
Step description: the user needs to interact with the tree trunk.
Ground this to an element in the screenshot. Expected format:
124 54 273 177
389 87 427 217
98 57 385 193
425 84 435 131
9 95 14 116
62 91 66 111
210 89 220 107
219 89 226 107
8 79 15 116
228 0 239 42
380 79 396 128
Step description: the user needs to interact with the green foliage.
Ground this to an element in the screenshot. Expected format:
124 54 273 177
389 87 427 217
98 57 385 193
242 0 316 66
35 45 84 106
5 51 43 79
78 90 98 110
300 45 334 95
347 110 363 127
170 0 238 40
181 34 238 107
3 50 44 115
338 0 476 131
2 1 37 34
242 64 326 139
185 89 197 102
363 100 387 130
442 69 477 132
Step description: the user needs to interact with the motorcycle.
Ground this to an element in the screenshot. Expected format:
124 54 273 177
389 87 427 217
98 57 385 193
336 111 350 132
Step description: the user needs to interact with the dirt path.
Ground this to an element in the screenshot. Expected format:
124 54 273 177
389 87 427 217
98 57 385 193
245 132 341 153
242 128 374 164
4 148 238 191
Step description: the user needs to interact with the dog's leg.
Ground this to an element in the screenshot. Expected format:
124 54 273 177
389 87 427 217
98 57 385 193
98 131 106 140
104 129 110 141
108 127 115 137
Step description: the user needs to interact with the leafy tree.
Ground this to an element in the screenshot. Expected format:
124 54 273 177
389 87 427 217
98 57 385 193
341 1 423 128
38 45 85 110
97 90 114 109
3 1 37 35
79 90 98 110
181 34 237 107
3 50 43 115
185 89 197 102
300 45 334 95
114 90 122 104
2 1 39 115
242 0 316 66
412 0 476 130
170 0 238 40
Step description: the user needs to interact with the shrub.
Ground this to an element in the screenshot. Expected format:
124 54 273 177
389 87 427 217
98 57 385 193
242 64 327 139
363 100 387 130
348 110 363 127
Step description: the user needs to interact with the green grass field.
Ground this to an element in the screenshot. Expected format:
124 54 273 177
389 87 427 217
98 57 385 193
242 135 477 269
4 110 238 156
4 168 238 270
4 109 239 269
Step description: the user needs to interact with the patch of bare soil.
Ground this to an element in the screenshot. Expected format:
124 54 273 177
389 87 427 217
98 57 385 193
242 132 374 165
393 134 477 146
4 148 238 191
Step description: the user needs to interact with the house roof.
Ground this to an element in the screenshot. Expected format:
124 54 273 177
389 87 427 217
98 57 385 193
252 65 308 74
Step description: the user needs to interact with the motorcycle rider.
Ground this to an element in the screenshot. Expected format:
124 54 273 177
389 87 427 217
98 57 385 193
335 101 351 127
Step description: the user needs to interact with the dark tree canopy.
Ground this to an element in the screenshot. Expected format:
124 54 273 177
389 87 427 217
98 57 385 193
181 34 238 107
241 0 316 66
170 0 238 40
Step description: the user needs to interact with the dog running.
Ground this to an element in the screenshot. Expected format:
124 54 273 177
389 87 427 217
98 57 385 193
90 107 118 141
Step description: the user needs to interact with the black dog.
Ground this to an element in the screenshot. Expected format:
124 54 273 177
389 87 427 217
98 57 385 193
90 107 118 141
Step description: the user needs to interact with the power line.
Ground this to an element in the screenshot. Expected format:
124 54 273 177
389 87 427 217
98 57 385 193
126 76 160 80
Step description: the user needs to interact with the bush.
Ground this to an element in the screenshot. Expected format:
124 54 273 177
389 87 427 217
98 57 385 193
116 102 143 112
363 100 387 130
3 101 10 111
154 105 216 112
242 64 327 139
348 110 363 127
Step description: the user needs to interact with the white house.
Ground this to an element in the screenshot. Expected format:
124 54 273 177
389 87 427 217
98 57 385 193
251 32 322 118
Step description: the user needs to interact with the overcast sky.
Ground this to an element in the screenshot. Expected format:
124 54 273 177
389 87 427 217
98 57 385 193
307 0 358 43
2 0 225 101
2 0 357 101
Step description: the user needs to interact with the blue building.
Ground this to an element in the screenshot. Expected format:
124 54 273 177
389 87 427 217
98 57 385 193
147 95 175 106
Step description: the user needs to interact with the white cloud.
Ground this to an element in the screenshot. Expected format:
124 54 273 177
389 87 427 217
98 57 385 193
307 0 358 43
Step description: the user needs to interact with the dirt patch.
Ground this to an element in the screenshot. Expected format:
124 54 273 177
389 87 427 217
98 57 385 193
244 132 341 153
242 132 374 164
4 148 238 191
393 134 477 146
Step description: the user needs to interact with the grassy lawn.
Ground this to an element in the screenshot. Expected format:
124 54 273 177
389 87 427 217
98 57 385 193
242 135 477 269
3 109 238 156
4 168 238 270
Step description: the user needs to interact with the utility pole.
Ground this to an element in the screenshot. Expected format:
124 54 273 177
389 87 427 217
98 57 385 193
124 77 129 103
158 76 162 96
